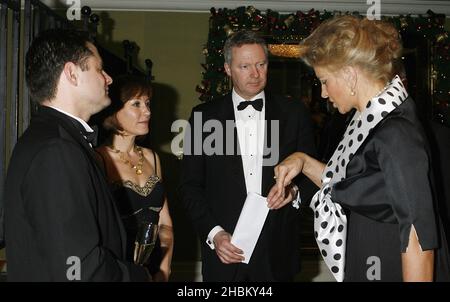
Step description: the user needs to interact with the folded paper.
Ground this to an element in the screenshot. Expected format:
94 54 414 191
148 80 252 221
231 192 270 264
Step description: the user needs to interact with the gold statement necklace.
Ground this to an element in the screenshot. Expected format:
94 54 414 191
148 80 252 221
110 145 144 175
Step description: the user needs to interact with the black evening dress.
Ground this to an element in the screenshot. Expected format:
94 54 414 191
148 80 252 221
110 152 165 274
332 98 450 282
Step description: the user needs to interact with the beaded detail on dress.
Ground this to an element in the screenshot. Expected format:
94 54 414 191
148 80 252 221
113 174 161 197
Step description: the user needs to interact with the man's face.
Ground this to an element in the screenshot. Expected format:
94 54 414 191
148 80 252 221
77 43 113 115
224 43 267 100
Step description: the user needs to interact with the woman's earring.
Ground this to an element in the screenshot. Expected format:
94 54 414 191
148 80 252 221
350 89 356 96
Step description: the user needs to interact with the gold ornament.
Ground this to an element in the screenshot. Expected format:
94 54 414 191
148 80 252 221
284 15 295 27
268 44 300 58
223 25 234 36
245 6 256 17
110 145 144 175
399 17 408 29
436 32 448 43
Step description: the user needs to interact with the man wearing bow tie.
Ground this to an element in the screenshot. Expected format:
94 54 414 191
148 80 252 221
3 29 150 281
180 30 316 281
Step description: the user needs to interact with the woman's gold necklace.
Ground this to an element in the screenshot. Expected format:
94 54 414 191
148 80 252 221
109 145 144 175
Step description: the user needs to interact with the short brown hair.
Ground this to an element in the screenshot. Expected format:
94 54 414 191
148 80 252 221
223 30 268 65
102 74 152 134
26 29 93 104
299 15 402 84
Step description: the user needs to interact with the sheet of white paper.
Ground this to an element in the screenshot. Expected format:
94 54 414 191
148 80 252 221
231 192 270 264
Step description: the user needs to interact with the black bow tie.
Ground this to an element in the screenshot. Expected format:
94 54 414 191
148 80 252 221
65 115 98 147
237 98 263 111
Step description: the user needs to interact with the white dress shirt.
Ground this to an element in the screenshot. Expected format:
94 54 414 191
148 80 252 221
206 90 265 249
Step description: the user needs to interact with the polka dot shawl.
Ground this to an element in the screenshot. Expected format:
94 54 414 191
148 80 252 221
310 75 408 281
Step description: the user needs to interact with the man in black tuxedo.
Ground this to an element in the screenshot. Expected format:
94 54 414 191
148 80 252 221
3 29 149 281
180 30 316 281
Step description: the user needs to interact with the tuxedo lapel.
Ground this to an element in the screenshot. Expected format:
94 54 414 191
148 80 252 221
217 96 247 197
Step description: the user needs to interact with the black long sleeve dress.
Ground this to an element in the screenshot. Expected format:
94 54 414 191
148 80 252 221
332 98 450 281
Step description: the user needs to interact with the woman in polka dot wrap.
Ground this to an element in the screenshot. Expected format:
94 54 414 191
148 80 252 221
268 15 450 282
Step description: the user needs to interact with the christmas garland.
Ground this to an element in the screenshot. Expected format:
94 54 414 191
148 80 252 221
197 6 449 126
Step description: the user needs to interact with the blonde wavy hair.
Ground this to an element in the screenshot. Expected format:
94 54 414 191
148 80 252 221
299 15 403 84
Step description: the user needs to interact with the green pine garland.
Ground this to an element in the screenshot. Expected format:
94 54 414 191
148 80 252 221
197 6 450 126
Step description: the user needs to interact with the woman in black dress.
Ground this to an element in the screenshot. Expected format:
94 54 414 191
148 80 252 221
268 15 449 282
96 75 173 281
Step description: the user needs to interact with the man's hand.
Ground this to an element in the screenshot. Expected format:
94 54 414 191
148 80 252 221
267 183 298 209
213 231 245 264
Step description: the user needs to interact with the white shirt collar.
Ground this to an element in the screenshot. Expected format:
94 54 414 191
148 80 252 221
46 105 94 133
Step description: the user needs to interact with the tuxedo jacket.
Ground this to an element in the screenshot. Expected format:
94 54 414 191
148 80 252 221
180 93 316 281
4 106 147 281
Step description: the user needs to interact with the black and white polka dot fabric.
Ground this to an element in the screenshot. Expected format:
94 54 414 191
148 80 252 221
310 75 408 281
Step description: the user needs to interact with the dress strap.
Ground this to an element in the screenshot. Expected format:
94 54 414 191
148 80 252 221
152 150 158 175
